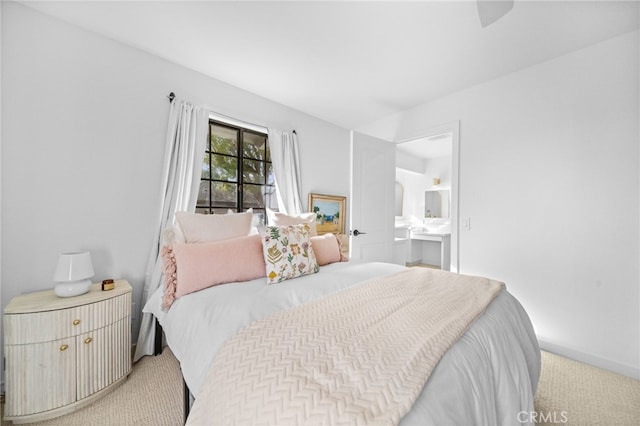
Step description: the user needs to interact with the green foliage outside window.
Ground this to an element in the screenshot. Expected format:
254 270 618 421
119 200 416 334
197 121 276 223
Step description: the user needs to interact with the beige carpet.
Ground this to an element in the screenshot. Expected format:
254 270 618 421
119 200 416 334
2 349 638 425
1 349 182 426
535 351 640 426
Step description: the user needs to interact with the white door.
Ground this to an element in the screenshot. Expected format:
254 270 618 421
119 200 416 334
350 131 396 262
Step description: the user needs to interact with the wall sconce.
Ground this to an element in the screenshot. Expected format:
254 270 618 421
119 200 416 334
53 251 95 297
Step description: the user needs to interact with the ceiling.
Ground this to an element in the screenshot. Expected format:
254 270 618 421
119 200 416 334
397 133 452 159
20 1 640 130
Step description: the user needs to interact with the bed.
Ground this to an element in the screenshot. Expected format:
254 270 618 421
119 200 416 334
144 258 540 425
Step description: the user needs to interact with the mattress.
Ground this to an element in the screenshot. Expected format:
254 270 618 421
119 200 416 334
144 261 540 425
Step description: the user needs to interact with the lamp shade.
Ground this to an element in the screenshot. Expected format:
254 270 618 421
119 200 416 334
54 251 94 281
53 252 94 297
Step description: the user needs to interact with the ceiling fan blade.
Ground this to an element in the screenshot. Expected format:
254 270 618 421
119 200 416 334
477 0 514 28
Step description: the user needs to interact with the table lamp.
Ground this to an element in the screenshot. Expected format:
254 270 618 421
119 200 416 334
53 251 95 297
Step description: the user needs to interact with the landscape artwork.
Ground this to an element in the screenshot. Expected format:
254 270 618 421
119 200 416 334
308 193 346 235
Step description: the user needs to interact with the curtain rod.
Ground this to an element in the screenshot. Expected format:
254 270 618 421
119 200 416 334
167 91 296 134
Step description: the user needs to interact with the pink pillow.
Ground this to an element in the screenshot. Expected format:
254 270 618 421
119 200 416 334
310 233 348 266
161 234 266 309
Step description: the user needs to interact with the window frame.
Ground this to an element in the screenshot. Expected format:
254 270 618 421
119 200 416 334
197 119 275 221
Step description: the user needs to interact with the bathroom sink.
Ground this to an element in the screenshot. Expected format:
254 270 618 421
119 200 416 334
411 222 451 236
410 227 428 235
428 219 451 233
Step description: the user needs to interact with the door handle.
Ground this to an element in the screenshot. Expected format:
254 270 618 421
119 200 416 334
352 229 367 236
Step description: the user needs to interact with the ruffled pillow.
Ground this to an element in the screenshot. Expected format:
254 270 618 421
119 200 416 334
161 245 178 309
260 224 319 284
161 234 266 309
310 233 349 266
336 234 350 260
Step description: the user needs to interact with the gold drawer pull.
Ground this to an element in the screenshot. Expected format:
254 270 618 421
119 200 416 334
60 344 69 351
72 319 81 326
84 337 93 344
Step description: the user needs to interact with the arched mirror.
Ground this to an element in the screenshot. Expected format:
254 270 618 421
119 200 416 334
425 189 450 218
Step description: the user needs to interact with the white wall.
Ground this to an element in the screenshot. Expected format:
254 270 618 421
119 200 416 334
361 31 640 378
424 157 451 188
0 1 350 365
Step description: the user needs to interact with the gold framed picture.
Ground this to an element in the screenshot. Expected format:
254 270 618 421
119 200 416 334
308 193 347 235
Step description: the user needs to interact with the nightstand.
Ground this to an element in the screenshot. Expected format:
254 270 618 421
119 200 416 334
3 280 132 424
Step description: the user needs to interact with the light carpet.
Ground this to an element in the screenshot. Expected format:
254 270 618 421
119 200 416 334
534 351 640 426
1 348 182 426
2 349 638 425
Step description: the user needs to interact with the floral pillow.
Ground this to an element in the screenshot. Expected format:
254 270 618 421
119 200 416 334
266 208 318 236
260 224 319 284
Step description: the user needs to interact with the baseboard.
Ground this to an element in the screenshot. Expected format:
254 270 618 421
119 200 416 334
538 338 640 380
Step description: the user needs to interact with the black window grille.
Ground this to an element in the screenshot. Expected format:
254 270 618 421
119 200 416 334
197 120 277 225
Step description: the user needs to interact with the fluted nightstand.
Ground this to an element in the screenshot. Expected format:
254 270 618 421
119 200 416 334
3 280 132 424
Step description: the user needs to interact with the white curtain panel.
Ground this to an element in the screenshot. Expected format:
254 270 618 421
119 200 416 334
134 97 208 361
268 129 303 215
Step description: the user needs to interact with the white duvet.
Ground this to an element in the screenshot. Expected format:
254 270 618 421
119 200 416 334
144 261 540 425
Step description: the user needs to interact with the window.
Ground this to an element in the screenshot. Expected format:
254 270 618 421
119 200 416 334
197 120 277 225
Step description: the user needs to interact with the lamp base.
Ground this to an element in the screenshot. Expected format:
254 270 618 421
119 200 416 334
54 279 92 298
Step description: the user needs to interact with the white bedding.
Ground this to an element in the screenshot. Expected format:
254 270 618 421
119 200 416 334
144 261 540 425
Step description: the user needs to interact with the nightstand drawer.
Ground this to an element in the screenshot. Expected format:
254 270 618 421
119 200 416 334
4 292 131 345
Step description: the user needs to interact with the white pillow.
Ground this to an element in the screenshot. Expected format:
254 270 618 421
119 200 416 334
266 208 317 236
175 209 253 243
161 223 186 246
228 209 261 235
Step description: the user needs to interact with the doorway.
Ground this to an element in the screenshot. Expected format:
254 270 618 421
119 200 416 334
394 122 459 272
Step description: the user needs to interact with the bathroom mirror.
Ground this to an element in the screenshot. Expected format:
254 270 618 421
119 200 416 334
425 189 450 218
395 181 404 216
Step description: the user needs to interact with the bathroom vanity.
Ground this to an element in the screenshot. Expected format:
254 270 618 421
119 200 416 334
393 185 452 270
409 229 451 271
393 225 451 270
